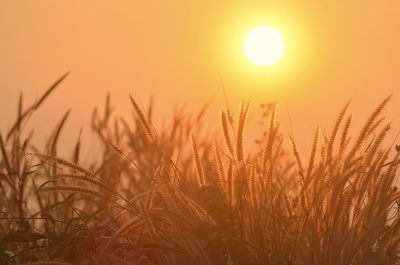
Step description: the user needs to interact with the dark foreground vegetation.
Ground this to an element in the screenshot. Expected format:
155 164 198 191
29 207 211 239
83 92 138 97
1 74 400 265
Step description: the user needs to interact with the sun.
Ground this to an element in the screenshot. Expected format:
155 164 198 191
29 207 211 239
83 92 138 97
244 26 285 67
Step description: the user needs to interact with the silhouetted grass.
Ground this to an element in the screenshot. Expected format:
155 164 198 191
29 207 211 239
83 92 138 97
1 74 400 265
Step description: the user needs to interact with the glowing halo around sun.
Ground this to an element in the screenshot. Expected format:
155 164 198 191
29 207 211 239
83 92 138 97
244 26 285 67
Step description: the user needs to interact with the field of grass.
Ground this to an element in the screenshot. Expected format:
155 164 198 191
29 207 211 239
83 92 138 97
1 74 400 265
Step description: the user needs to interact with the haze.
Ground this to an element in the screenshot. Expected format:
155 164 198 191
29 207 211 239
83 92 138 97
1 1 400 153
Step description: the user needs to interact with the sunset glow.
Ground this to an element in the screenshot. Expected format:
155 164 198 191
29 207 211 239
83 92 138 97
2 2 400 263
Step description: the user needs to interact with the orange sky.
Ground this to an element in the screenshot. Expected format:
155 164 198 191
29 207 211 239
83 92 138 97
1 1 400 154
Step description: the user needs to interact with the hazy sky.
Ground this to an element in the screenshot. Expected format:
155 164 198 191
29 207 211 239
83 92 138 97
1 1 400 154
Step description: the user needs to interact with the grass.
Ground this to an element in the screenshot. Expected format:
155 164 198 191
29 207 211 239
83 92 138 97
1 74 400 265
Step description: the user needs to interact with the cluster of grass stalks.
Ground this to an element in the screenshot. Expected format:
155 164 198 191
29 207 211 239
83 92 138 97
1 74 400 265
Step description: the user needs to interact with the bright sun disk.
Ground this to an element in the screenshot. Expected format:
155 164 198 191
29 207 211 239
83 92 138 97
244 26 285 67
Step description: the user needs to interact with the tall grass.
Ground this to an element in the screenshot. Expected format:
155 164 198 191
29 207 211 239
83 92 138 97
1 75 400 265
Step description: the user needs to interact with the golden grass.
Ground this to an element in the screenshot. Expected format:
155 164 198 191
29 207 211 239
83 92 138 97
1 75 400 265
